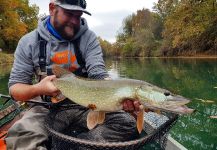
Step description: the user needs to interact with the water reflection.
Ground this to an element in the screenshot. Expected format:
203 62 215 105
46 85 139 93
0 64 12 94
105 58 217 150
0 59 216 149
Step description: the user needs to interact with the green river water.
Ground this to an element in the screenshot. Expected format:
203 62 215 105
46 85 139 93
0 58 217 150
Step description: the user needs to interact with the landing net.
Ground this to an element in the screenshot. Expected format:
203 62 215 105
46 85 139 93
45 103 178 150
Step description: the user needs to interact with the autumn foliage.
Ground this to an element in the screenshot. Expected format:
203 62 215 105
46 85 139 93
100 0 217 57
0 0 39 52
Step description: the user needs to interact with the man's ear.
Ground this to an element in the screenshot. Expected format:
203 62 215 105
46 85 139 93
49 3 56 16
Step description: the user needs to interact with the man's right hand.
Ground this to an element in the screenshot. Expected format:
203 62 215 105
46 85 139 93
9 75 59 101
35 75 60 97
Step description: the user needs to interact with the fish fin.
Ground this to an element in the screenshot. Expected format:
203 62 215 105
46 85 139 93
52 65 73 78
137 105 144 134
97 111 105 124
144 107 150 112
155 109 161 114
51 93 66 103
87 111 99 130
51 97 59 103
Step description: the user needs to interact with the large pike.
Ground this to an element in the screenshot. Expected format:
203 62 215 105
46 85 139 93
52 65 194 133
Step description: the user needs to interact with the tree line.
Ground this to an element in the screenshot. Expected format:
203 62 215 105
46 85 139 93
101 0 217 57
0 0 216 57
0 0 38 52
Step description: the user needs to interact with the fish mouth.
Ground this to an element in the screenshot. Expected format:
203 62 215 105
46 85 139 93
166 105 195 114
160 96 194 114
142 95 194 114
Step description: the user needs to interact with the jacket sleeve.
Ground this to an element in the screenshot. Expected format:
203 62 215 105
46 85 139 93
83 31 109 79
8 37 34 88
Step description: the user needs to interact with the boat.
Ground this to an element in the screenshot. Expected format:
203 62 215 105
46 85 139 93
0 94 188 150
166 136 187 150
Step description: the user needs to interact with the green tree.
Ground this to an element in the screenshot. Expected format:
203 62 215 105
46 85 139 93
0 0 39 52
16 0 39 32
153 0 179 19
98 37 113 57
162 0 217 55
116 9 163 57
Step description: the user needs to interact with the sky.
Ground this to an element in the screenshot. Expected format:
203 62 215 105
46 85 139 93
29 0 158 43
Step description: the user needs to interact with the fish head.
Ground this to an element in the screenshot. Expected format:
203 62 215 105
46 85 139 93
136 85 194 114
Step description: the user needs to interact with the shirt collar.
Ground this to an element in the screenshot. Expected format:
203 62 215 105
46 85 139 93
46 16 64 41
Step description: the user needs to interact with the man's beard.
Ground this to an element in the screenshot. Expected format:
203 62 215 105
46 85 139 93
53 12 79 40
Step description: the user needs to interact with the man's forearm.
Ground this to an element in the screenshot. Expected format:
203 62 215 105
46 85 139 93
9 83 41 101
9 75 59 101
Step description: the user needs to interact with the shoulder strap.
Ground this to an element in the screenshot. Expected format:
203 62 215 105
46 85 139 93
38 33 47 73
72 37 85 67
38 33 51 102
72 38 88 78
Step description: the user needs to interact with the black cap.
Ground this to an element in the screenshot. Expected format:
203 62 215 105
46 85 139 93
51 0 91 15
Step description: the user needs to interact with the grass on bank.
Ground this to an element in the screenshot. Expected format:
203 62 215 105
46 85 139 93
0 52 14 64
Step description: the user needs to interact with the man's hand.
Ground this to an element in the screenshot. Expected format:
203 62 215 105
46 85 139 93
37 75 66 103
35 75 60 97
9 75 60 101
122 99 143 118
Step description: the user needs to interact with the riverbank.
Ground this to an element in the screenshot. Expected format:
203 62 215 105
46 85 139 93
157 54 217 59
0 53 14 64
112 55 217 60
1 52 217 65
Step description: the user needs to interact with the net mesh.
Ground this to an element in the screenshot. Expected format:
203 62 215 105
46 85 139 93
45 104 178 150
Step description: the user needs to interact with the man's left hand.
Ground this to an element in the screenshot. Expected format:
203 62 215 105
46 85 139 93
122 99 143 117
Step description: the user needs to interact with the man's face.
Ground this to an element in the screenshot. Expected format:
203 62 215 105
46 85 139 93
50 4 83 40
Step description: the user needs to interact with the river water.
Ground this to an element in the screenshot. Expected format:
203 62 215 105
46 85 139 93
0 58 217 149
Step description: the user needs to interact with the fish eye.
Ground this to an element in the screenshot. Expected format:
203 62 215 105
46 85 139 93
135 86 142 91
164 92 171 96
139 85 146 90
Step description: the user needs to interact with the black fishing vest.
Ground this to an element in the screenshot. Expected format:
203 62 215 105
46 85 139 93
37 33 88 77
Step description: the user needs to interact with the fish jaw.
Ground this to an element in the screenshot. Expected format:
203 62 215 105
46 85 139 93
136 86 193 114
169 105 195 114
